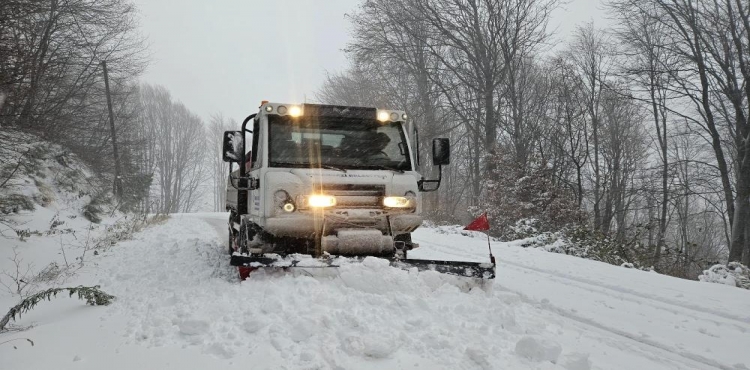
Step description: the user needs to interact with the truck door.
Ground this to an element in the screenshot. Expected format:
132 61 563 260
247 117 263 222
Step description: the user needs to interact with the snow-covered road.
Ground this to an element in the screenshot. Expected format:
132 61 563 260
412 228 750 370
2 213 749 370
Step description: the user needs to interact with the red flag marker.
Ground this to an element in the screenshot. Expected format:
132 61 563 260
464 212 490 231
464 213 495 266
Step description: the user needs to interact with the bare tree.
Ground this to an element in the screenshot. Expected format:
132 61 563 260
137 84 207 214
565 23 616 232
610 0 749 262
612 1 678 264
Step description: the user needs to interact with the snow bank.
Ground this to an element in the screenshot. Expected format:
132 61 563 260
0 130 127 300
0 129 103 220
699 262 750 290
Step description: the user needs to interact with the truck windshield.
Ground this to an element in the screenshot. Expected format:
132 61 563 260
268 116 412 171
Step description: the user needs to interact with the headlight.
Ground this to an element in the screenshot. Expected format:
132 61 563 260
383 196 414 208
288 105 303 117
301 194 336 208
377 110 390 122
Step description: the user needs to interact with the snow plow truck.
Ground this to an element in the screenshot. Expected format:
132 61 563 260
222 102 495 279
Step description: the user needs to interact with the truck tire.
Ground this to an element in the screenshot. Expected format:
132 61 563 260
238 220 255 255
228 212 237 255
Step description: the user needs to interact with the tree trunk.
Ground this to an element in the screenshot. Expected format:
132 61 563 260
729 154 749 262
484 86 496 152
743 216 750 266
591 103 601 231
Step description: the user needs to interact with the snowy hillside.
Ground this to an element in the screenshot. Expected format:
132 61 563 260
0 131 130 292
2 213 749 370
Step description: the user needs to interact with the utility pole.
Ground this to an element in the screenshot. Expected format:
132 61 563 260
101 60 123 199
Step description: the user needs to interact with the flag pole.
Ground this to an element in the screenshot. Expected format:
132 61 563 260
487 232 495 264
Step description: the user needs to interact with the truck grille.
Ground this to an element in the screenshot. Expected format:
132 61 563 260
323 184 384 208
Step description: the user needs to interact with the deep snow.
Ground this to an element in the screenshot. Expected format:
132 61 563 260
1 213 749 370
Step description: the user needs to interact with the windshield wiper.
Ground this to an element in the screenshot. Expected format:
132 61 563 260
318 164 347 172
271 161 403 173
271 161 347 172
270 161 308 168
365 165 405 173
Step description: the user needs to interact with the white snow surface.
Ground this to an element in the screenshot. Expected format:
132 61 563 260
1 213 749 370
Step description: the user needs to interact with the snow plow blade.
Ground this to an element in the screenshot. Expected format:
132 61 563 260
230 254 495 279
390 259 495 279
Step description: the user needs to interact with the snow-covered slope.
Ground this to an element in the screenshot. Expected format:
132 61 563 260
2 213 749 370
0 131 125 299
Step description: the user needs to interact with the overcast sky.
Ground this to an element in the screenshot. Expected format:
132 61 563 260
133 0 607 124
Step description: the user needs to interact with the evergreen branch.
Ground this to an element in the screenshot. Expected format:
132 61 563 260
0 285 114 332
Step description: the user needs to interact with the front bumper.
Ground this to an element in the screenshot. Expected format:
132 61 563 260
263 209 422 238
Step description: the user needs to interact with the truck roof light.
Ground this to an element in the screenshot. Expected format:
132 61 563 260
402 113 408 120
277 105 288 115
377 110 390 122
390 112 399 121
261 100 269 105
265 105 273 112
289 105 303 117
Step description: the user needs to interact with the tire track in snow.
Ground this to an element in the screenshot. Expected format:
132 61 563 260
491 283 730 370
499 260 750 327
415 236 750 327
413 236 739 370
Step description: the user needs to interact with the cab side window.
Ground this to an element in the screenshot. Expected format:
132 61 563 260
250 118 261 168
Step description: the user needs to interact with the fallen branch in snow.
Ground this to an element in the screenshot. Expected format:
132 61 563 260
0 285 115 332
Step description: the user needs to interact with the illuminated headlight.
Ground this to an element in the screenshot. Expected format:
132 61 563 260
402 113 408 120
289 105 303 117
383 196 414 208
377 110 390 122
282 203 295 212
301 194 336 208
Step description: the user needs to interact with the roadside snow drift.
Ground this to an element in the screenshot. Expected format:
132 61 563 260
1 213 749 370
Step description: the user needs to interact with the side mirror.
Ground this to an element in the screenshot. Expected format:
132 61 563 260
222 131 243 162
432 138 450 166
